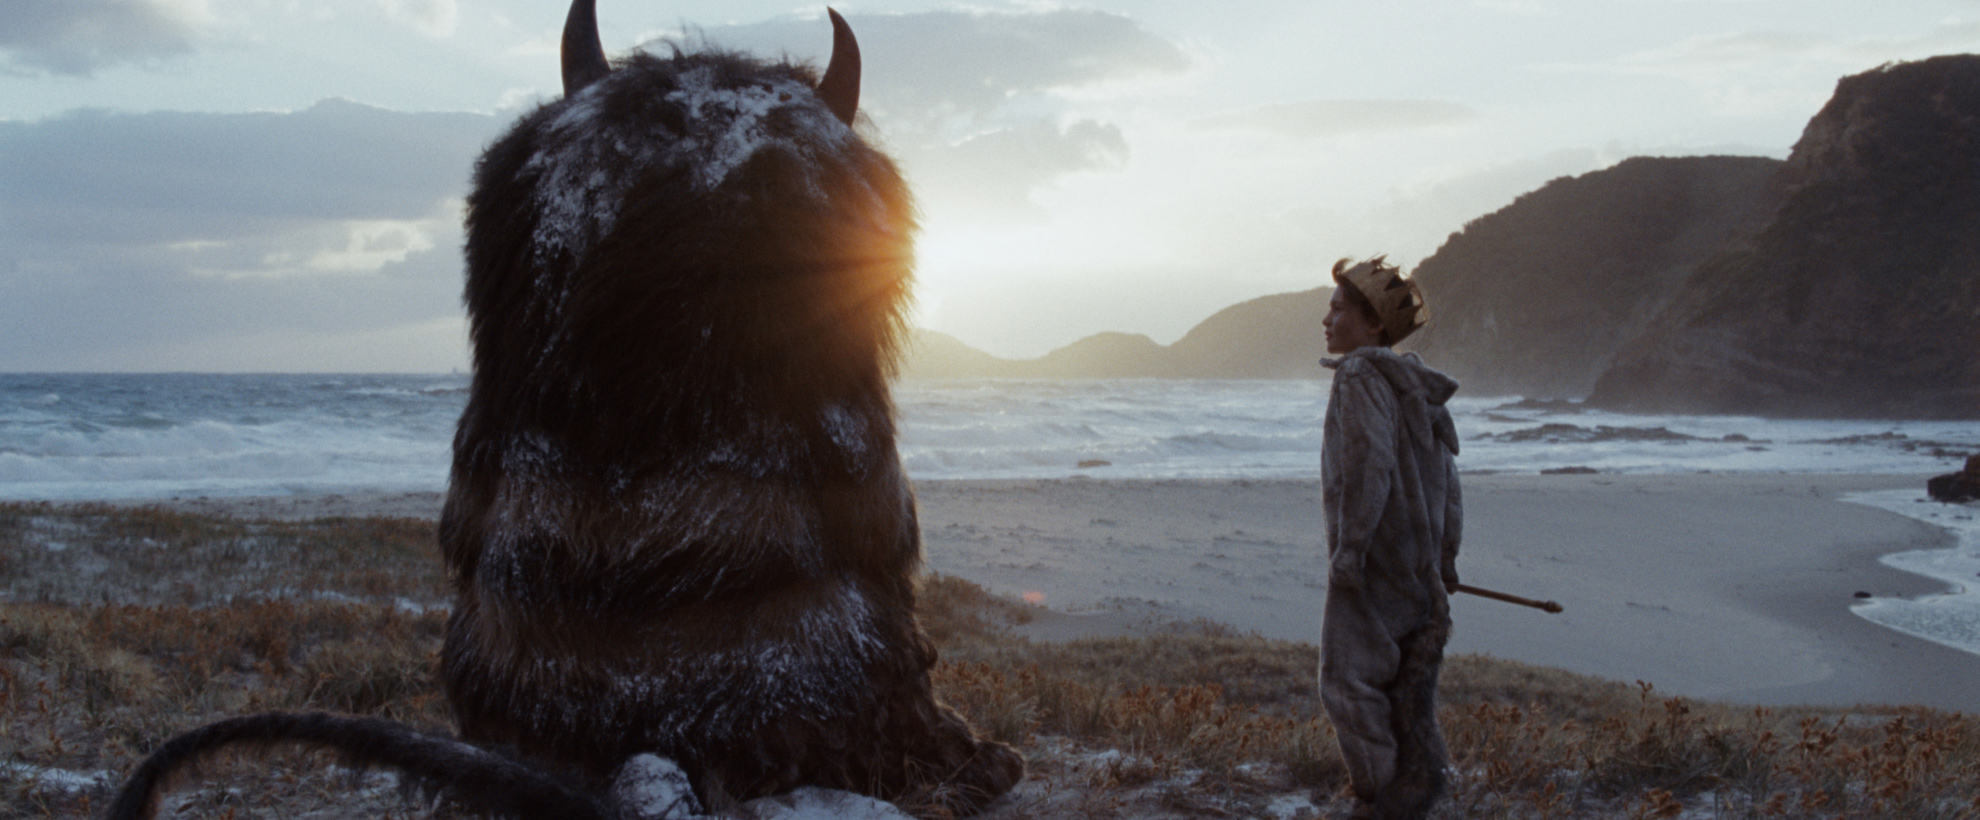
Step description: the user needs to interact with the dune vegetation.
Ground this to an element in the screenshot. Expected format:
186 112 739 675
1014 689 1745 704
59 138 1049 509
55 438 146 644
2 502 1976 819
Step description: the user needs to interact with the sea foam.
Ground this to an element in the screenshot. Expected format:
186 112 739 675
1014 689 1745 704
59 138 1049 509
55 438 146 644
1844 489 1980 655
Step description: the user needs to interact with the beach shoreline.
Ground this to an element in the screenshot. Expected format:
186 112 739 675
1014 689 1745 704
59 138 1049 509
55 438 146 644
82 472 1980 713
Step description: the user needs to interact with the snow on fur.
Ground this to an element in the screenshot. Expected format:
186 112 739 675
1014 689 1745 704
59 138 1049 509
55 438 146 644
523 57 856 269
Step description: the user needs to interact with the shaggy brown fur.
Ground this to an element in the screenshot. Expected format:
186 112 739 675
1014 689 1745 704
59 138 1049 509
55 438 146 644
440 4 1021 815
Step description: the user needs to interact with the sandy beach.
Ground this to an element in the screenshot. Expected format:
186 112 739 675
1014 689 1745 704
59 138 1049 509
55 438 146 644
916 474 1980 713
113 472 1980 713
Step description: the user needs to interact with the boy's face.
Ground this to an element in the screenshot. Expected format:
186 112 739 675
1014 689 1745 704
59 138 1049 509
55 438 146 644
1325 287 1384 354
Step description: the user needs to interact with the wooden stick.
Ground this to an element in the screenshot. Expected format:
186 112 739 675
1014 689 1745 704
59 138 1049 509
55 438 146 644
1454 583 1563 614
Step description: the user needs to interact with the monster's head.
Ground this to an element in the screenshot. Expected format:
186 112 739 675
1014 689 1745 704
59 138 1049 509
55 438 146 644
462 2 916 448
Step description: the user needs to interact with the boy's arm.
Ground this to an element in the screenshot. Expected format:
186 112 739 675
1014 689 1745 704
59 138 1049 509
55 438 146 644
1328 363 1397 587
1442 459 1462 592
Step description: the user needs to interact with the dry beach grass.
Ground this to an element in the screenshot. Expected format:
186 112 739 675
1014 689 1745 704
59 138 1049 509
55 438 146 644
2 502 1978 819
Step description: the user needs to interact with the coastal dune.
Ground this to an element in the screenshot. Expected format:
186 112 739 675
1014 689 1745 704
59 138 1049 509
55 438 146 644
126 473 1979 713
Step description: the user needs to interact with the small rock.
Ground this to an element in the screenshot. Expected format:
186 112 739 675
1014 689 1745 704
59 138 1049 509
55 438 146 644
1926 452 1980 502
1853 591 1872 599
605 756 913 820
741 787 916 820
609 754 702 820
1077 459 1112 469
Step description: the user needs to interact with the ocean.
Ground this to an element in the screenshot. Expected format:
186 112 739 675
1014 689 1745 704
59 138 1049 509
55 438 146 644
3 372 1976 653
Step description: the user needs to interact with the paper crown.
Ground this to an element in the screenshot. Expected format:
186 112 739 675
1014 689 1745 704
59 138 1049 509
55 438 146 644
1333 256 1428 344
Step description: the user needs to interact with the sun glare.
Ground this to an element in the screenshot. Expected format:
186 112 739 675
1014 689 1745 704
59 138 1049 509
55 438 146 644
914 222 1047 277
914 210 1171 283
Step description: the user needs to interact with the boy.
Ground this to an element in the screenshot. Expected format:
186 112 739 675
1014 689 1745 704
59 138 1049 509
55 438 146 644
1320 256 1462 820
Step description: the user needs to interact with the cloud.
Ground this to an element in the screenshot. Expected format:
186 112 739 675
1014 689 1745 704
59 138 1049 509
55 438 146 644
1572 20 1980 116
1621 30 1833 71
1 99 490 245
376 0 458 38
0 0 212 76
1472 0 1548 15
1190 100 1482 139
652 8 1187 223
906 119 1128 224
1360 148 1620 257
170 207 458 280
0 7 1194 368
0 99 501 370
72 315 471 372
1841 19 1980 60
679 8 1191 124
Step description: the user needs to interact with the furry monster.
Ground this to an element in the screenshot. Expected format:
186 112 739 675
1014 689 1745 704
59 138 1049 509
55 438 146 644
439 1 1022 814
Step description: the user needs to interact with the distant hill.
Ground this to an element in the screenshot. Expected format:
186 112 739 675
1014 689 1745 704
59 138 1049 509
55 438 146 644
1404 155 1784 398
1166 288 1331 378
1588 55 1980 418
896 329 1018 378
900 288 1330 379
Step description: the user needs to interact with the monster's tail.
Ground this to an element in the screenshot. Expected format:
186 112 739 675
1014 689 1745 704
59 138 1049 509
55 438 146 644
102 711 613 820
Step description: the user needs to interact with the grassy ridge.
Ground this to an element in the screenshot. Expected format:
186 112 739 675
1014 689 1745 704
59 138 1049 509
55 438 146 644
3 503 1977 819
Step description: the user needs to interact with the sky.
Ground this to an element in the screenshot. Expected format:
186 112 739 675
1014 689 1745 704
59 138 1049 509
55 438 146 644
2 1 1977 371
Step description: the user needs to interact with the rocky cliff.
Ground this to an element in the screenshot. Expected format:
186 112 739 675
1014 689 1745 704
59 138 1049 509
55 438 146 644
1588 55 1980 418
1404 155 1784 398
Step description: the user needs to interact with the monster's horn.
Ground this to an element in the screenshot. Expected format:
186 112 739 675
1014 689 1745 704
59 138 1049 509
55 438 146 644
817 8 861 125
562 0 610 97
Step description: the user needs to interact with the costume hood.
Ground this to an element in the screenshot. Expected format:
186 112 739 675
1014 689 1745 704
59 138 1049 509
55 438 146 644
1324 347 1460 457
